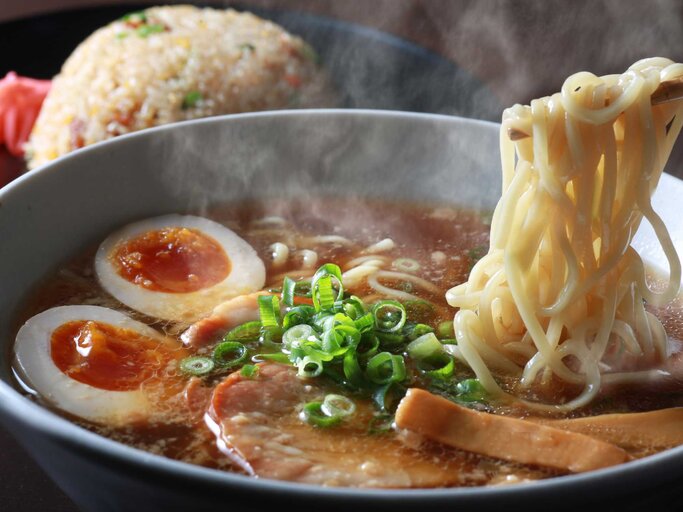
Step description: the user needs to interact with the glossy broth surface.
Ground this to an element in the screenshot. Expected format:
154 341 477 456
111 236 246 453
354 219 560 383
10 197 683 486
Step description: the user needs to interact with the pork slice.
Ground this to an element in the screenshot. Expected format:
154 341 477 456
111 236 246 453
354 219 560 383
180 292 268 348
206 364 473 487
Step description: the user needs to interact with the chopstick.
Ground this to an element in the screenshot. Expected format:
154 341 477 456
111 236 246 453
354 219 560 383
507 77 683 141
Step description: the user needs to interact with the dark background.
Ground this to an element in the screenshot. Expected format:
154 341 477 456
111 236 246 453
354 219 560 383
1 1 682 511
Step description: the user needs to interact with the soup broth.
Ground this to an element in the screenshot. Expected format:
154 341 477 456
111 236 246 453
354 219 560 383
10 197 683 487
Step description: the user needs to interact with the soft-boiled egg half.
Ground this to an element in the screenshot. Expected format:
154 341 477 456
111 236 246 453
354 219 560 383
95 215 266 323
14 305 186 425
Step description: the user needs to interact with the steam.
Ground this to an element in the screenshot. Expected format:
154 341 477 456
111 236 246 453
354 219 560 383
154 107 501 224
150 0 681 216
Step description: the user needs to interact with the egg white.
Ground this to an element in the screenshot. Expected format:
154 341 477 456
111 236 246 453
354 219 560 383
14 305 169 426
95 214 266 323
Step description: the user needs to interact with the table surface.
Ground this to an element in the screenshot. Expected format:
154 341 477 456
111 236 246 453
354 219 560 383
2 1 683 511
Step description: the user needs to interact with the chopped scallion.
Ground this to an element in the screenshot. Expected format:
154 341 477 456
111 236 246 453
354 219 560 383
407 323 434 341
213 341 248 368
372 300 406 333
283 324 315 346
437 320 455 339
407 332 443 361
321 394 356 418
121 11 147 23
182 90 202 109
282 276 297 306
311 263 344 310
342 349 364 387
300 401 341 428
297 355 324 378
422 354 455 380
456 378 488 403
224 320 262 343
136 23 165 38
251 352 290 364
366 352 406 384
282 304 315 330
368 413 394 434
179 356 214 376
356 333 380 359
240 364 259 378
258 294 280 327
353 312 375 332
343 296 367 320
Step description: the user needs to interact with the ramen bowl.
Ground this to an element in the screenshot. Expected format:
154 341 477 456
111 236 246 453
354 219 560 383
0 110 681 511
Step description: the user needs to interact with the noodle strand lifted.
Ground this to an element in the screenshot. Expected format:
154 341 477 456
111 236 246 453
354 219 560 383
447 57 683 412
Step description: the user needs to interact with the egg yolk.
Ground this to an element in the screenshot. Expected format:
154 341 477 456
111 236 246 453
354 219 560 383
111 227 231 293
51 320 172 391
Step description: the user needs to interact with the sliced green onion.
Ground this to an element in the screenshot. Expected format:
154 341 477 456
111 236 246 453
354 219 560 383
392 258 421 273
282 305 315 330
407 333 443 361
179 356 214 376
353 312 374 332
136 23 165 38
300 401 341 428
356 332 380 359
315 275 336 310
283 324 315 347
121 10 147 22
213 341 248 368
437 321 455 339
343 349 365 387
322 319 360 356
407 323 434 341
240 364 259 378
376 331 406 349
311 263 344 311
282 276 297 306
373 382 399 411
372 300 406 333
343 296 367 319
368 413 394 434
223 321 262 343
321 394 356 418
251 352 290 364
456 378 488 403
282 277 313 307
422 354 455 380
259 324 284 349
297 356 324 378
182 90 202 109
258 294 280 327
366 352 406 384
